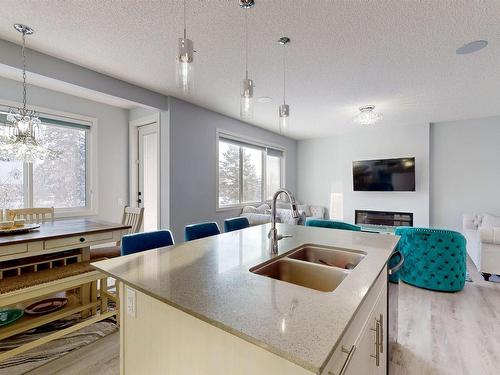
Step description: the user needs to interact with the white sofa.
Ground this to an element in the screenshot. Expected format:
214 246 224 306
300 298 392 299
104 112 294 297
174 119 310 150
240 202 325 226
463 213 500 281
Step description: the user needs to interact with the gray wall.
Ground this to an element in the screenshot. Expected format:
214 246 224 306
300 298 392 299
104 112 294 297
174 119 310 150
0 76 129 223
297 123 430 227
430 116 500 231
0 39 168 110
169 97 297 241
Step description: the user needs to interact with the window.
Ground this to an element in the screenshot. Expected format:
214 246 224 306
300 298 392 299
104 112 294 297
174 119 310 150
0 111 93 215
218 134 283 208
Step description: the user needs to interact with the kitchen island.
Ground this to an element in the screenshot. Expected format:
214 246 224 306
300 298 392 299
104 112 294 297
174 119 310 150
92 223 399 375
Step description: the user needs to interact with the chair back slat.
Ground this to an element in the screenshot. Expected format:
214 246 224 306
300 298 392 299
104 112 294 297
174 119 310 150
122 206 144 234
6 207 55 224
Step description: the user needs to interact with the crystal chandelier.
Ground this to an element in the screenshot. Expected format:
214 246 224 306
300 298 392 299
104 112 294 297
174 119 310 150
239 0 255 120
0 24 59 163
176 0 194 94
354 105 383 125
278 37 290 134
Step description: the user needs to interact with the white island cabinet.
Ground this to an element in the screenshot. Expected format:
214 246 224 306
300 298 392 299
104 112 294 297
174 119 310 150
93 224 398 375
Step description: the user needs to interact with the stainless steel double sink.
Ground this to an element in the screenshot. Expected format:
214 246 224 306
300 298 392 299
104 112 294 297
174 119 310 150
250 245 366 292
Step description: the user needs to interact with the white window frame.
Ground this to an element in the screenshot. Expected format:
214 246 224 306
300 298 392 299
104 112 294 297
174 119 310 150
216 129 285 211
0 100 98 219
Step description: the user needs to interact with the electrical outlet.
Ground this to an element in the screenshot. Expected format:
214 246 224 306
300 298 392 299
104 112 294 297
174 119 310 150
126 287 136 318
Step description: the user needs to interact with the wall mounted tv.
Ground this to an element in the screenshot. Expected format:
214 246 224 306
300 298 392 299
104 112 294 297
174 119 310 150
353 157 415 191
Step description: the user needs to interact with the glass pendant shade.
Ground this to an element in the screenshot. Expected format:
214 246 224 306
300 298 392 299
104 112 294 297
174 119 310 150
279 104 290 134
354 105 382 125
240 78 254 119
176 37 194 93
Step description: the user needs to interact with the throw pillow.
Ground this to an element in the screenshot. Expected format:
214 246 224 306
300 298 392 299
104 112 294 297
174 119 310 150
481 213 500 229
297 204 312 217
242 206 258 214
256 204 271 214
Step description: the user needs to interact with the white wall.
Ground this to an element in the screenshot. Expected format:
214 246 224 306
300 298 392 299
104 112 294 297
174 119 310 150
297 124 430 227
0 76 129 223
430 116 500 231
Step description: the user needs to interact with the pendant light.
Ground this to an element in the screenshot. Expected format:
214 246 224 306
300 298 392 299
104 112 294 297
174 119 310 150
0 24 59 163
278 37 290 134
176 0 194 94
239 0 255 120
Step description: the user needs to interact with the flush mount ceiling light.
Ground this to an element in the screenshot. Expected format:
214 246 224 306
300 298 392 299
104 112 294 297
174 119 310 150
239 0 255 9
353 105 383 125
278 37 291 134
176 0 194 94
456 40 488 55
0 24 59 163
239 0 255 120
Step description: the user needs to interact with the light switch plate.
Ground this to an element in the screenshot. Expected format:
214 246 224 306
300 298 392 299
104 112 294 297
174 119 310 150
126 286 136 318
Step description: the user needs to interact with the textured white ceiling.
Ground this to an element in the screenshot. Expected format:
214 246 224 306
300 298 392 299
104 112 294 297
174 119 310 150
0 0 499 140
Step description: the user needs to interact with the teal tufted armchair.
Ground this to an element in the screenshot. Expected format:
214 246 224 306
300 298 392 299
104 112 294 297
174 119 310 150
306 219 361 232
395 227 466 292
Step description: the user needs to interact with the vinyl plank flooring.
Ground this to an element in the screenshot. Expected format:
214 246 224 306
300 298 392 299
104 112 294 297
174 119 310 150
390 257 500 375
25 332 119 375
27 259 499 375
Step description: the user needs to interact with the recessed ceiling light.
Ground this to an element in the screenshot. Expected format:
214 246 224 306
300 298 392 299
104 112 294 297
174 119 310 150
257 96 273 103
456 40 488 55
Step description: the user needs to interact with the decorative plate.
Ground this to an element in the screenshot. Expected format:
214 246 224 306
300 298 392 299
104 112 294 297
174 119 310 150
0 309 24 327
25 297 68 315
0 224 41 235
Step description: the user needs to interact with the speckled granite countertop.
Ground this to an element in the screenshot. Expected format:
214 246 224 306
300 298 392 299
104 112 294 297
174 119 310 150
92 223 399 374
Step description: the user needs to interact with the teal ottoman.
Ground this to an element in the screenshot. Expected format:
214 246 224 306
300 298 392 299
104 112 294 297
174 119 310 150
395 227 466 292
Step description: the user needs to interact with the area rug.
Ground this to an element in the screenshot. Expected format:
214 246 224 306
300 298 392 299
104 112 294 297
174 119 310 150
0 314 117 375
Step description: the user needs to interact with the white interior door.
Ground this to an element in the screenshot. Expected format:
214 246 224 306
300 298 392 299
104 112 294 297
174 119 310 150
138 123 159 231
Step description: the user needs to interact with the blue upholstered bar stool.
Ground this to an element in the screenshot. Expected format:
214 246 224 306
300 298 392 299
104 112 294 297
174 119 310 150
224 217 250 232
306 218 361 232
185 222 221 241
395 227 466 292
121 230 175 256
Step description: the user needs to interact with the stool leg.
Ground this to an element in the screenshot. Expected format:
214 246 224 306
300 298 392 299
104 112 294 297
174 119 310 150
91 281 98 315
115 280 120 327
80 282 91 318
100 277 109 313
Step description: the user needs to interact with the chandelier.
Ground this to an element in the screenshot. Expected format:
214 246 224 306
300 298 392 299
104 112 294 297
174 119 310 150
0 24 59 163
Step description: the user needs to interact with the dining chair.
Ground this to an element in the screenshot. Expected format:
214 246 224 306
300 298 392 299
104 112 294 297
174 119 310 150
224 217 250 232
90 206 144 260
305 218 361 232
121 230 175 256
5 207 54 224
185 222 220 241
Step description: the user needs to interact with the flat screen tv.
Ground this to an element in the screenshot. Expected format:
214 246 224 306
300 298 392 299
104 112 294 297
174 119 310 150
353 157 415 191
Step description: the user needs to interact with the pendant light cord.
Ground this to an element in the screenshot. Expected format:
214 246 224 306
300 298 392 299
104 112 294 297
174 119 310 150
183 0 186 39
245 11 248 79
282 43 286 104
22 31 27 112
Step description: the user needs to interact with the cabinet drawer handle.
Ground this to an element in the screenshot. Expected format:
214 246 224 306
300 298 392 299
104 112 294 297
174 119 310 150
370 319 381 366
79 237 85 242
335 345 356 375
379 314 383 354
